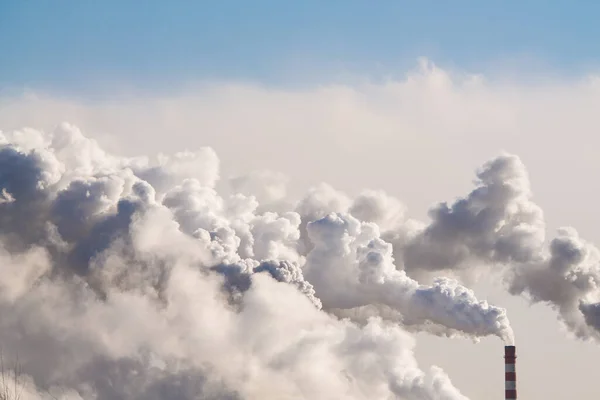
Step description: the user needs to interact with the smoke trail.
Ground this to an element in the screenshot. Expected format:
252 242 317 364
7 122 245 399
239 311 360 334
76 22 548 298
364 152 600 343
508 228 600 340
303 213 514 343
0 123 512 399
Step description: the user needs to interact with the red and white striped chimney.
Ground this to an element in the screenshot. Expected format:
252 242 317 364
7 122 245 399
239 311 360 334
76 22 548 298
504 346 517 400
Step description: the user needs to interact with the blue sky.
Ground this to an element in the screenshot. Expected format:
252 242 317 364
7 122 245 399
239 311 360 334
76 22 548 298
1 1 600 93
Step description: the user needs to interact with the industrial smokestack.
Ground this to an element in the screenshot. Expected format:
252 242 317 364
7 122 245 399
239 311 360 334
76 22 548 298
504 345 517 400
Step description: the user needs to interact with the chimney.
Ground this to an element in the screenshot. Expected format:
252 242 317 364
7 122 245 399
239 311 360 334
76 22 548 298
504 346 516 400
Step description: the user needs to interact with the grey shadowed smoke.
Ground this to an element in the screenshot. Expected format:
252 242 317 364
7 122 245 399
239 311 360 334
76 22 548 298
580 302 600 332
403 154 545 273
377 152 600 342
508 228 600 339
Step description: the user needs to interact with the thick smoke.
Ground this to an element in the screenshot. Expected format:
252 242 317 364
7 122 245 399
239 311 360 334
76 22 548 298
379 153 600 342
0 123 508 400
403 154 546 273
7 121 600 398
303 213 513 343
508 228 600 340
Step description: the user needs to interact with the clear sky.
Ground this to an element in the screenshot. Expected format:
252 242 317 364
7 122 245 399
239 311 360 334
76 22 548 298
2 1 600 92
3 2 600 400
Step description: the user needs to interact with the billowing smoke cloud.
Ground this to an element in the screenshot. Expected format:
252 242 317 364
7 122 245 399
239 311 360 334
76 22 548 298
4 121 600 399
0 123 511 399
508 228 600 340
368 152 600 343
403 153 546 273
303 213 513 343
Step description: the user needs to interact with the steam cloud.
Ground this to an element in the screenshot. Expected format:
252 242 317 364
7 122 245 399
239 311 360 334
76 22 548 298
0 122 597 399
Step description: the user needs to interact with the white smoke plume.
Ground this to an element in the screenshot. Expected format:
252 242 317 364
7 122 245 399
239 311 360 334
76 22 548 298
302 213 513 343
0 123 512 399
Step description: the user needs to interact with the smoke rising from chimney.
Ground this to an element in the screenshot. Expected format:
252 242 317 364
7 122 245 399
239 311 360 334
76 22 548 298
0 122 598 398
